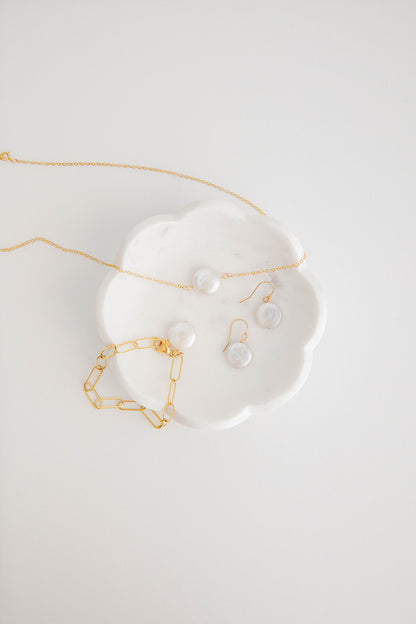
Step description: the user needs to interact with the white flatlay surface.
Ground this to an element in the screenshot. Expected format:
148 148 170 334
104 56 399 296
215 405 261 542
97 200 326 429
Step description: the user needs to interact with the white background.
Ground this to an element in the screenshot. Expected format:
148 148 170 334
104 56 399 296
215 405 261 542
0 1 415 623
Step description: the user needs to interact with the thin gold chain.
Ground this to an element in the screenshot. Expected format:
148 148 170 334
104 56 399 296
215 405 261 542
0 150 267 214
0 151 306 288
0 235 196 290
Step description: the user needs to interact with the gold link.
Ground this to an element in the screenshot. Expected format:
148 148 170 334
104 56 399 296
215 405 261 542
117 400 143 411
115 340 138 354
161 403 175 423
167 380 177 405
134 337 158 350
95 355 107 370
99 396 124 409
84 384 103 409
85 365 103 389
100 344 117 359
140 407 165 429
170 354 183 382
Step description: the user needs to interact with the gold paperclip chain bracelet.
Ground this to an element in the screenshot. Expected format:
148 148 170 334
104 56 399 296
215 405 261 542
84 338 183 429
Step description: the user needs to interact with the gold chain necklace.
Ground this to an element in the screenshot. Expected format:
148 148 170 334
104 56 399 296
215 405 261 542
0 151 306 290
0 150 307 428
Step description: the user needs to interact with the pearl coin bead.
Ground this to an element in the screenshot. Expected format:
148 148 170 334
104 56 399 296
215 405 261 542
193 267 221 294
256 302 282 329
168 321 196 351
226 342 252 369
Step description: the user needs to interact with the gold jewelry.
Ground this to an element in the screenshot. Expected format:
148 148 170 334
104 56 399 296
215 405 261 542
84 337 183 429
0 151 307 290
223 319 252 369
240 280 282 329
0 149 307 427
240 281 275 304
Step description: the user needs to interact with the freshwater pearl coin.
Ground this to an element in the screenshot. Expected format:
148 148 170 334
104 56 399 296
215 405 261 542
168 321 196 350
226 342 252 369
256 302 282 329
193 267 221 294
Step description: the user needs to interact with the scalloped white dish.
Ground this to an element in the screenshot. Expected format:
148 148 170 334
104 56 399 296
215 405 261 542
97 200 326 430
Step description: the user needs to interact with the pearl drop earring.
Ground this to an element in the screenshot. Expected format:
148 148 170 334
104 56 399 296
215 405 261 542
223 319 252 368
240 281 282 329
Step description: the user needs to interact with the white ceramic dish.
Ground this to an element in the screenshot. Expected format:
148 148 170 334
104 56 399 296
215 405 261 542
97 200 326 430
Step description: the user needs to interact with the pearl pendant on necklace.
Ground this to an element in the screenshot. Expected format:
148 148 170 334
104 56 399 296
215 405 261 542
193 267 221 294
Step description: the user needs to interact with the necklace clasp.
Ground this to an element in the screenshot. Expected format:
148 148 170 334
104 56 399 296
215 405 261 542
0 152 16 162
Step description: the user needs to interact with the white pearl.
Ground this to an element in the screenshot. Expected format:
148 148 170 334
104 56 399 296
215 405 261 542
168 321 196 350
193 267 221 294
226 342 252 368
256 302 282 329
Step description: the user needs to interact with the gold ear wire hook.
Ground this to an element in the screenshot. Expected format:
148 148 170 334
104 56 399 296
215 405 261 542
240 281 274 304
223 319 249 352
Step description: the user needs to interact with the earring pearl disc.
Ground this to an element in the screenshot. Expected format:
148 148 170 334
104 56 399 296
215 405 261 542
256 302 282 329
168 321 196 350
226 342 252 368
193 267 221 294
